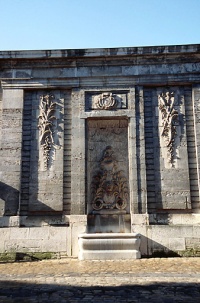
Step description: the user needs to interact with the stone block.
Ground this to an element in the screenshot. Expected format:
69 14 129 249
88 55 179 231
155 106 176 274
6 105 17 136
32 68 61 78
9 216 20 227
0 70 12 78
193 226 200 237
169 237 185 250
10 227 29 239
70 216 87 257
168 214 182 225
131 214 149 225
29 227 49 240
3 89 23 109
149 226 172 245
122 66 139 76
77 67 92 77
186 237 200 249
0 199 5 216
16 69 32 78
170 214 200 225
0 216 9 227
48 226 67 240
41 239 67 252
4 239 42 252
178 226 194 237
149 214 169 225
60 67 76 77
0 228 10 242
69 215 87 224
91 66 122 76
133 225 148 256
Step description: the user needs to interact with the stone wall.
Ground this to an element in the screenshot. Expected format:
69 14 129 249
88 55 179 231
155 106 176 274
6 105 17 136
0 44 200 257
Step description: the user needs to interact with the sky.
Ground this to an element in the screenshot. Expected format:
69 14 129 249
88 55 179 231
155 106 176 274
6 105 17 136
0 0 200 51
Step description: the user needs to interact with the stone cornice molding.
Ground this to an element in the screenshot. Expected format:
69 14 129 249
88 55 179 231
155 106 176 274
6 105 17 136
1 74 200 89
0 44 199 59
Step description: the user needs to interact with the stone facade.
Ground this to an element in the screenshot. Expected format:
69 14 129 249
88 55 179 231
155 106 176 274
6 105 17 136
0 44 200 258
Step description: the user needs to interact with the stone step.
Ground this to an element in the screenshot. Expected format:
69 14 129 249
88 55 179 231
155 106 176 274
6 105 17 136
78 233 141 260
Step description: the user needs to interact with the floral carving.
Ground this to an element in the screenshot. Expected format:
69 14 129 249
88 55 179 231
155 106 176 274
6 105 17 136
38 93 57 169
91 146 128 211
95 92 117 109
158 91 179 165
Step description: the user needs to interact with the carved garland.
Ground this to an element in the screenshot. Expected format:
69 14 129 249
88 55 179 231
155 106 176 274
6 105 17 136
158 91 179 165
91 146 128 211
38 94 57 169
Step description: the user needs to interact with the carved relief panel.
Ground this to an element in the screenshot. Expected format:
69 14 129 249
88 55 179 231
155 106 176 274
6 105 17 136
87 119 129 214
91 146 129 211
158 91 179 167
38 93 57 170
28 91 64 212
158 90 182 168
155 87 191 209
85 91 128 110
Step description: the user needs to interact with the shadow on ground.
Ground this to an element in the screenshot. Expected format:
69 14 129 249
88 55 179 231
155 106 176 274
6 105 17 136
0 280 199 303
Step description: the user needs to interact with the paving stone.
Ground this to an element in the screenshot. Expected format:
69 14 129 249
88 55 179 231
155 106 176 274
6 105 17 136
0 258 200 302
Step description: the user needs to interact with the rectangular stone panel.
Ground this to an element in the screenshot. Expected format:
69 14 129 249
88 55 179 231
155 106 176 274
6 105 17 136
85 91 128 110
145 87 191 210
86 118 129 214
156 87 191 209
0 89 23 215
28 91 64 212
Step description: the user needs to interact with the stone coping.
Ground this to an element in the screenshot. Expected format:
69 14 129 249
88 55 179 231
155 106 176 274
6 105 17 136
79 233 140 239
0 44 199 59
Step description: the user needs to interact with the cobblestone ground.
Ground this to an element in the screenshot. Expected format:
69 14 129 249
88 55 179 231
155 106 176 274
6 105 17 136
0 257 200 302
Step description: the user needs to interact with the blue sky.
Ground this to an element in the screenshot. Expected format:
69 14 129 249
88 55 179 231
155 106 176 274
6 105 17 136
0 0 200 51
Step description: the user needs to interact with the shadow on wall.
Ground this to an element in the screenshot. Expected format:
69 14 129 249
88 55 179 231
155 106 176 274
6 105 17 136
140 234 181 258
0 280 199 302
0 181 19 216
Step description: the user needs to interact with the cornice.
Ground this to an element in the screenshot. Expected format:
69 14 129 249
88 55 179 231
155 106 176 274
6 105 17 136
0 44 200 60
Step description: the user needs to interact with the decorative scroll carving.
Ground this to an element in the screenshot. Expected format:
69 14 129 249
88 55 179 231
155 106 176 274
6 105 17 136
95 92 118 109
38 94 56 169
91 146 128 211
86 92 127 110
158 91 179 165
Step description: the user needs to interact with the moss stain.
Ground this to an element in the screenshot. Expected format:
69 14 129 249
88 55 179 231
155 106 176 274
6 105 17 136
0 252 64 263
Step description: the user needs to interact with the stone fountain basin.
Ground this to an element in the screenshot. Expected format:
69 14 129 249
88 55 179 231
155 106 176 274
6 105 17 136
78 233 141 260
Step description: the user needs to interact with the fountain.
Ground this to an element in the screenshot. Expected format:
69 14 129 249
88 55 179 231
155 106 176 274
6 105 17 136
78 145 141 260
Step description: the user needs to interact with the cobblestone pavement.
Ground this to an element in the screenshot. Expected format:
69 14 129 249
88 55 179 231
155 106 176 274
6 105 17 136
0 257 200 302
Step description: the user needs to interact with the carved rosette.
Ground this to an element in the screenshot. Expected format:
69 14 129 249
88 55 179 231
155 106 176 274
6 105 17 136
91 146 128 211
95 92 117 110
38 94 57 169
158 91 179 165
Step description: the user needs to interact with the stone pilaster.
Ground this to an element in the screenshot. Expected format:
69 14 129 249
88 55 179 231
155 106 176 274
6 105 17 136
136 86 147 214
0 89 23 215
71 89 86 215
128 88 139 214
192 85 200 205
